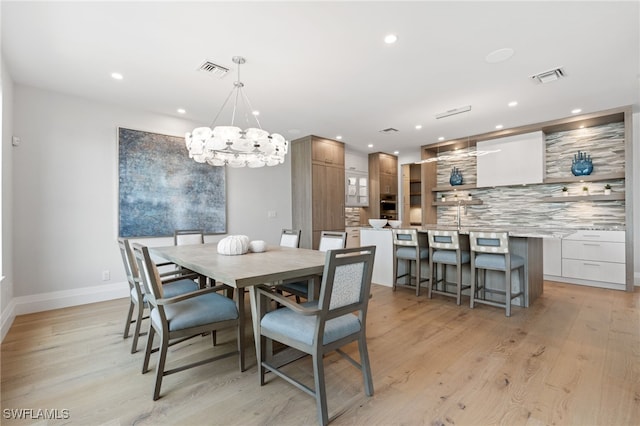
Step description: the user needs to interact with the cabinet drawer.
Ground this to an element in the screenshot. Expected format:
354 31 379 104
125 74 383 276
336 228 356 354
562 259 626 284
563 230 625 243
561 240 625 263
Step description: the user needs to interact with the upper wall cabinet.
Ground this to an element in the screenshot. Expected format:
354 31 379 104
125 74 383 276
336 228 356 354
345 151 369 207
476 131 545 187
312 138 345 166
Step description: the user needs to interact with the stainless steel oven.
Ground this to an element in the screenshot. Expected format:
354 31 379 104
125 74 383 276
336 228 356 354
380 196 397 220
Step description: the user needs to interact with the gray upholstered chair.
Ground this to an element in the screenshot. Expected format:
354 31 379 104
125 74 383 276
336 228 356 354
118 237 199 354
427 230 471 305
280 228 302 248
131 243 243 400
279 231 346 301
256 246 376 426
392 229 429 296
469 231 525 317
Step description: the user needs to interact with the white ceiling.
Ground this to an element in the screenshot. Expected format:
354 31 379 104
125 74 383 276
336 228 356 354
2 1 639 155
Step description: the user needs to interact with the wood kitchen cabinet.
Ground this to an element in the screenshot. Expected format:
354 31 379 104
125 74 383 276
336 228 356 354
292 135 345 249
368 152 398 220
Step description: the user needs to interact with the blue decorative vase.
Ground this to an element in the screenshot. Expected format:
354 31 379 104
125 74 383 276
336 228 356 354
571 151 593 176
449 167 463 186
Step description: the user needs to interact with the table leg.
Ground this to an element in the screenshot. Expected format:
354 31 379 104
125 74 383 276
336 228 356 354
248 286 261 369
236 287 246 372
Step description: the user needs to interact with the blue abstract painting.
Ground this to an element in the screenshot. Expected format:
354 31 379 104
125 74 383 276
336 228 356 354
118 128 226 237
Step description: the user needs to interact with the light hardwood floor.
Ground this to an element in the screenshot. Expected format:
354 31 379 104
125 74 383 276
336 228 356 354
1 281 639 425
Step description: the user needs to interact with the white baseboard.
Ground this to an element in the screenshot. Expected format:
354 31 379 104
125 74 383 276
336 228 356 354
1 282 129 342
1 297 17 342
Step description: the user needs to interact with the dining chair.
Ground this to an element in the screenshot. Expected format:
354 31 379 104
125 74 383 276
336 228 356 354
118 238 200 354
391 229 429 296
174 229 205 245
256 246 376 426
279 231 347 301
132 243 243 400
280 228 302 248
427 230 471 305
469 231 525 317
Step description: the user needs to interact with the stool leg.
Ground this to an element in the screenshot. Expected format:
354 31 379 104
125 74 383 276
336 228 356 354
505 267 512 317
470 258 476 309
456 257 462 306
415 259 421 296
392 254 397 292
428 255 434 299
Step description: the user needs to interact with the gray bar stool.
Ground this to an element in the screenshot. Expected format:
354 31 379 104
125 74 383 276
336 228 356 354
392 229 429 296
427 230 471 305
469 231 525 317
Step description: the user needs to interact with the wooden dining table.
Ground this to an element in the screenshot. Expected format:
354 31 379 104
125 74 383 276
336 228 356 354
149 243 327 370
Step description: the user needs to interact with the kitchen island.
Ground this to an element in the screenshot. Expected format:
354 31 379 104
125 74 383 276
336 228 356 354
361 226 569 307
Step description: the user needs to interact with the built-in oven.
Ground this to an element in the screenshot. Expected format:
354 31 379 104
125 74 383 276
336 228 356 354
380 196 397 220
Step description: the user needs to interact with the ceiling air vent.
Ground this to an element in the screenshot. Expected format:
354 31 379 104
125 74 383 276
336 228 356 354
435 105 472 119
530 67 565 84
197 61 230 78
379 127 399 133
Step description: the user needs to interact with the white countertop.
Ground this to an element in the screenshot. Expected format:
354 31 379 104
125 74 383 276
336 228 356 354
359 225 623 239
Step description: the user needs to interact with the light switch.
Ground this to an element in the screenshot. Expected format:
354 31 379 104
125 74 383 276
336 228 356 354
267 210 277 218
12 136 20 147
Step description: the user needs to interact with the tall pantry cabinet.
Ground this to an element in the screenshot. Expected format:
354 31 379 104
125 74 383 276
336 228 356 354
291 135 345 249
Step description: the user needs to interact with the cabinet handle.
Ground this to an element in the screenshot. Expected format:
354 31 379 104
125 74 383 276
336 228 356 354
583 262 601 267
582 234 602 238
582 243 601 247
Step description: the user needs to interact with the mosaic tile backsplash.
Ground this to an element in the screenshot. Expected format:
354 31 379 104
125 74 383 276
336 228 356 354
435 122 626 229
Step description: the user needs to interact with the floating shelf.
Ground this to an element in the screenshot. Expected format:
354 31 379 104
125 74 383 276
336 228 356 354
432 199 484 206
543 172 625 184
539 193 625 203
431 184 477 192
431 172 625 192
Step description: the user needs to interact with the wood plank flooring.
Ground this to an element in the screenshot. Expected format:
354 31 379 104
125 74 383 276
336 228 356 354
1 281 638 425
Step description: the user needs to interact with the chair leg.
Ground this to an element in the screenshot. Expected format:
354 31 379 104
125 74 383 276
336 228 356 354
123 300 135 338
313 353 329 426
131 302 145 354
258 334 267 386
358 334 374 396
142 325 155 374
153 333 169 401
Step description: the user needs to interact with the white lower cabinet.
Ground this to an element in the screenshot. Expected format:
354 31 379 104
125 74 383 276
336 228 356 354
547 230 626 290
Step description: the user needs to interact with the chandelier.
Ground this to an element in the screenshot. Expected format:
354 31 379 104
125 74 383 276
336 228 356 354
185 56 288 168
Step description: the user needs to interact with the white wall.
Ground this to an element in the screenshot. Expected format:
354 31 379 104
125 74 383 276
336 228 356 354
10 84 291 311
1 55 15 339
634 111 639 285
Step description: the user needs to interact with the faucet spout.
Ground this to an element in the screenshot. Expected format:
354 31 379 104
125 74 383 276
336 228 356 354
456 202 461 230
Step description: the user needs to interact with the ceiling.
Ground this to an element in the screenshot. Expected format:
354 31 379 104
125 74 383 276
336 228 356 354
2 1 639 155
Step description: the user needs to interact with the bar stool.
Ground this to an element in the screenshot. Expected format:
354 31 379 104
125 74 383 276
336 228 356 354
392 229 429 296
469 231 525 317
427 230 471 305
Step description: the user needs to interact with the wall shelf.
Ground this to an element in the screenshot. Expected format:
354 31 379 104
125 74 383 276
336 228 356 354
432 199 484 206
543 172 625 184
540 193 625 203
432 184 477 192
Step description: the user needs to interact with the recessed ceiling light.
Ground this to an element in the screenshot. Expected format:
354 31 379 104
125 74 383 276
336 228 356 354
495 124 504 129
508 101 518 107
415 125 422 130
393 150 399 155
336 135 342 140
485 48 514 64
367 144 374 148
438 137 445 141
177 108 186 114
571 108 582 114
384 34 398 44
111 72 123 80
252 110 260 116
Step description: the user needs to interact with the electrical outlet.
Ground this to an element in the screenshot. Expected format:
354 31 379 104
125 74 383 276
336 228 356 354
102 270 110 281
267 210 277 218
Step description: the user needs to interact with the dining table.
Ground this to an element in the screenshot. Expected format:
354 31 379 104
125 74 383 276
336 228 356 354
149 243 327 371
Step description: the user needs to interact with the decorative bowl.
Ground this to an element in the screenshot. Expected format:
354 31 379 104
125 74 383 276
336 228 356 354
369 219 388 229
388 220 402 228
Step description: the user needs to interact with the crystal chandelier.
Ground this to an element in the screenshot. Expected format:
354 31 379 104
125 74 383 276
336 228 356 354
185 56 288 168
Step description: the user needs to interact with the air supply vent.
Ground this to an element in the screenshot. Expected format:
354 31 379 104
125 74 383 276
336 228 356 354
198 61 230 78
530 67 565 84
379 127 399 133
435 105 472 119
